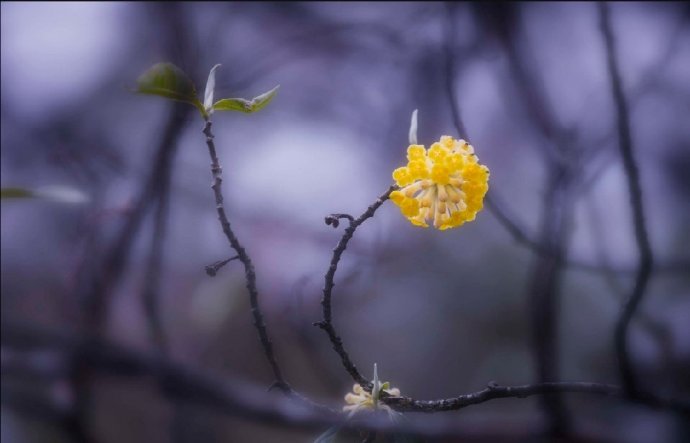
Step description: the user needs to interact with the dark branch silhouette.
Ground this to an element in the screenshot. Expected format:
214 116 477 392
201 119 289 392
315 186 397 388
383 381 689 414
599 2 655 396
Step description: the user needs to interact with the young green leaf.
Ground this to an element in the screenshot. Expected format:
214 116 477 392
249 85 280 112
212 85 280 114
136 62 204 114
211 98 252 113
204 64 222 113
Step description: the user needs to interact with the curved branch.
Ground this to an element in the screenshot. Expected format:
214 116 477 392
599 2 654 395
315 186 397 387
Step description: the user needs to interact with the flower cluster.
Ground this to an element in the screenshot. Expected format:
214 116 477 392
343 383 400 414
390 136 489 230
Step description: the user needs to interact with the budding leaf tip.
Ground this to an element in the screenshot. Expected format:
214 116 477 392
409 109 419 145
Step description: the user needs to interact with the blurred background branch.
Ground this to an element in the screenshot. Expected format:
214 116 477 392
599 1 655 398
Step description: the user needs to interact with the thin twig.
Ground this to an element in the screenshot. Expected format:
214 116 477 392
382 381 688 414
599 2 654 396
201 119 288 391
205 256 240 277
315 186 397 388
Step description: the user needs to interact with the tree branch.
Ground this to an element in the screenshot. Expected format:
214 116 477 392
201 119 288 392
383 381 689 414
315 186 397 388
598 2 655 396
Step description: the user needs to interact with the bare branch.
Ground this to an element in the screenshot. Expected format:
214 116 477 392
316 186 397 388
201 120 288 391
383 381 689 414
598 2 655 396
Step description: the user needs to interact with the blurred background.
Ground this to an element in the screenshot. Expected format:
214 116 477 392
1 2 689 442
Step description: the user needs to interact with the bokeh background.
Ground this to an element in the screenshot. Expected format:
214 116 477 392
2 2 689 442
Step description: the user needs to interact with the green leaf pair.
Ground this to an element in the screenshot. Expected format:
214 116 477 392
135 62 279 119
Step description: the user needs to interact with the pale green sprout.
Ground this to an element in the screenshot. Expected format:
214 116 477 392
203 63 222 114
408 109 418 145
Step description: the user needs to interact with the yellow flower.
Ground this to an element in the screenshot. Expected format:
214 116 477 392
390 136 489 230
343 383 401 413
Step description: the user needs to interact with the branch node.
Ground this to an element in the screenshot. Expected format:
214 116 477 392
202 121 213 138
325 213 355 229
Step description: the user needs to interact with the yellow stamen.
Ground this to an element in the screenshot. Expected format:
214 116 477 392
437 185 448 202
